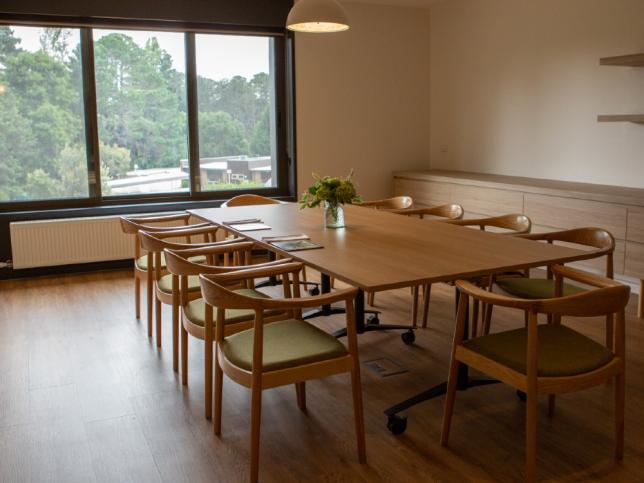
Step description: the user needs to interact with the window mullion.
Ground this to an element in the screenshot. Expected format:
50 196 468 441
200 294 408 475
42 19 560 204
80 28 102 200
185 32 201 195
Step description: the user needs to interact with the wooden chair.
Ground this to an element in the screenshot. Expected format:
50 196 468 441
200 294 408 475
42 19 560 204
199 263 366 483
418 213 531 329
119 213 210 322
441 265 629 482
359 195 413 210
483 227 616 347
389 203 464 220
138 225 239 346
445 213 532 233
221 194 282 207
164 245 292 418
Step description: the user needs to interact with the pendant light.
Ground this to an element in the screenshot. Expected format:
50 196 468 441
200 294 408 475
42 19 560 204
286 0 350 33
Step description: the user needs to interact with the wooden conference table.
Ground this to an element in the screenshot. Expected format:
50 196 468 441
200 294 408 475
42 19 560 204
190 202 596 433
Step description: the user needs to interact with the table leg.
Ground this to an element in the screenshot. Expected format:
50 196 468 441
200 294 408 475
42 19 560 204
303 273 346 320
383 295 499 434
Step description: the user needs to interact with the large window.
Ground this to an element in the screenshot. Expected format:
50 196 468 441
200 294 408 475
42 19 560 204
196 34 277 192
0 23 291 209
0 26 89 201
94 29 188 196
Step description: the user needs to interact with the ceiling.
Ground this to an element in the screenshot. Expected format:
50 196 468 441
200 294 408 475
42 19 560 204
342 0 445 7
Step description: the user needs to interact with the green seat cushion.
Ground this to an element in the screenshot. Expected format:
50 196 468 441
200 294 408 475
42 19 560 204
496 278 586 299
157 274 201 293
222 319 348 372
136 254 206 270
184 289 282 326
463 324 614 377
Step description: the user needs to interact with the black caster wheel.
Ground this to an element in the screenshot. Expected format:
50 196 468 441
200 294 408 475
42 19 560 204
516 390 527 401
308 287 320 296
367 314 380 325
387 414 408 435
401 330 415 345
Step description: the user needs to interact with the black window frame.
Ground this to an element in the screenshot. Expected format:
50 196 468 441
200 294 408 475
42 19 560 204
0 15 296 213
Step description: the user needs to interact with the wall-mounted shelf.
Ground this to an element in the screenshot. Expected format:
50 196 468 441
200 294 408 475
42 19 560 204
598 54 644 123
597 114 644 124
600 53 644 67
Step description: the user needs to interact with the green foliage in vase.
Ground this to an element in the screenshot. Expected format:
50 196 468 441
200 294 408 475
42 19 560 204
299 171 361 210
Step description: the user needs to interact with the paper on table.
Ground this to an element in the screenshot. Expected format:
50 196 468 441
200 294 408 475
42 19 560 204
228 222 272 231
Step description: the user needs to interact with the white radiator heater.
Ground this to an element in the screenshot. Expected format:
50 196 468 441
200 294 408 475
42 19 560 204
10 216 134 269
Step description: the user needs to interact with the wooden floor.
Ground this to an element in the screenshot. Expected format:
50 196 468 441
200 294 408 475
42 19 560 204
1 270 643 482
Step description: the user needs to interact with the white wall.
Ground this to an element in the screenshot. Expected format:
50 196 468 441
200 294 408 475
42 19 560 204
294 2 431 200
430 0 644 188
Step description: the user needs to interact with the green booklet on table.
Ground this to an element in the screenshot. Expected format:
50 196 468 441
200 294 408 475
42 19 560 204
261 234 323 252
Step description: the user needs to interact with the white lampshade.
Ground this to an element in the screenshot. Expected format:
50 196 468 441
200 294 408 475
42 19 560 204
286 0 350 33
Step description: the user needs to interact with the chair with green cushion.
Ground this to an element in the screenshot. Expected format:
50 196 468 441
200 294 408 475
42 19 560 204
441 265 629 483
199 262 365 483
119 213 210 322
138 226 240 348
164 245 292 419
485 228 615 347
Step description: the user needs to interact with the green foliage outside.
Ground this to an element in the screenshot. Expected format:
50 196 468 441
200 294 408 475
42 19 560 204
0 26 272 202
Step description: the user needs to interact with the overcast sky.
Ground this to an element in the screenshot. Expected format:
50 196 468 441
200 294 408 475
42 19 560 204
11 26 270 81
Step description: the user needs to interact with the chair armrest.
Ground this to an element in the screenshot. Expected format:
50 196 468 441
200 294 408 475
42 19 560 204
550 265 621 289
455 279 537 310
259 287 359 310
201 262 304 284
166 241 255 258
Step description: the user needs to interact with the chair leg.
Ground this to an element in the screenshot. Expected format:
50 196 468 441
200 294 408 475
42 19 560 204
606 314 614 351
302 266 308 284
350 366 367 464
181 322 188 385
250 385 263 483
135 276 141 319
295 382 306 411
214 351 223 435
526 391 538 483
412 285 419 329
471 299 479 338
440 358 460 446
422 284 431 329
205 339 213 420
155 297 162 348
367 291 375 306
146 272 153 338
172 303 179 372
547 395 555 417
615 372 625 460
482 304 494 335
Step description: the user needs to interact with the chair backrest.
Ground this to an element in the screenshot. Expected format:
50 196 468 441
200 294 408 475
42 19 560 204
221 194 282 207
456 265 630 318
447 214 532 234
119 213 192 234
359 196 413 210
120 213 210 261
164 241 256 276
520 227 615 277
390 203 464 220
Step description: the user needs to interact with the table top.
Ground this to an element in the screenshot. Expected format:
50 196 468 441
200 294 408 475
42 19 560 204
189 203 593 292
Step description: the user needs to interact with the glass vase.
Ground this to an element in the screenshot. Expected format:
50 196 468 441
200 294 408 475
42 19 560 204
324 202 345 229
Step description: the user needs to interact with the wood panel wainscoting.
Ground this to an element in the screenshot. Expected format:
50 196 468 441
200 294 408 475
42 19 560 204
393 170 644 318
